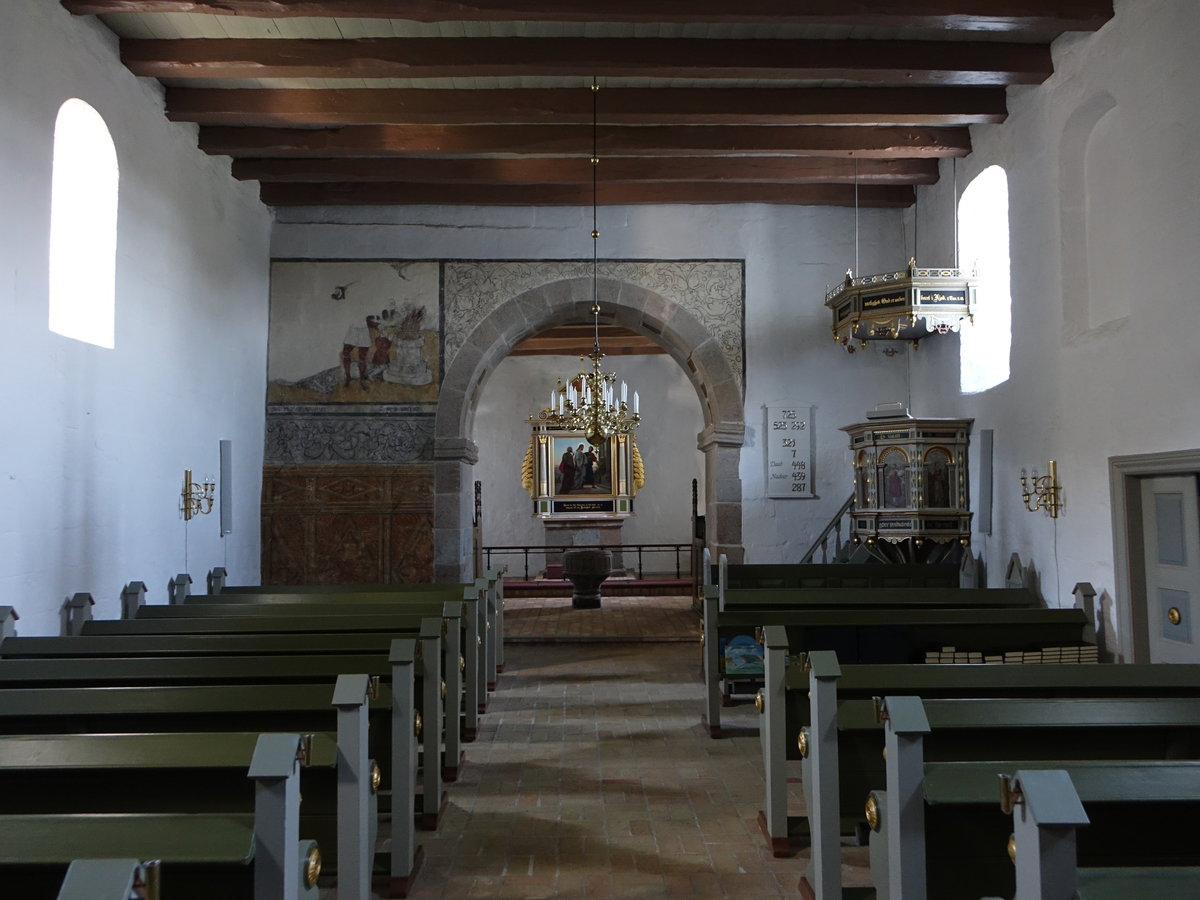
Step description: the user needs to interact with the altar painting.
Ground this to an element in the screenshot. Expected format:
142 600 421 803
551 435 612 497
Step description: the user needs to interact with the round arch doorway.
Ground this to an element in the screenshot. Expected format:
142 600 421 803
432 276 745 583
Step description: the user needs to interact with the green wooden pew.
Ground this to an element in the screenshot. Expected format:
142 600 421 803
0 667 422 898
754 614 1091 856
213 567 507 693
0 641 461 792
0 732 350 889
0 732 319 900
862 695 1200 900
15 617 451 825
1000 766 1200 900
711 561 961 591
145 594 482 731
107 605 457 782
78 610 450 805
163 594 482 738
701 592 1058 737
764 646 1200 892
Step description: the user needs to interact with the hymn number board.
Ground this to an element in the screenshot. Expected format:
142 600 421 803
766 405 814 498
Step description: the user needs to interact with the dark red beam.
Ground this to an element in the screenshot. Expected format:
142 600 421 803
232 156 940 185
200 124 972 159
64 1 1115 34
166 86 1008 128
258 181 917 207
123 37 1053 87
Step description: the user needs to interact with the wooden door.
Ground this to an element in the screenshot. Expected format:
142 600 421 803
1142 475 1200 663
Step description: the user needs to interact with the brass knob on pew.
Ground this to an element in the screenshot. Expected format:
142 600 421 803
441 680 448 700
755 626 764 645
700 631 705 646
370 762 382 795
460 655 466 673
998 774 1023 815
443 618 450 635
478 636 483 648
1169 607 1183 626
755 689 765 714
144 860 161 900
1007 834 1017 864
414 711 423 737
416 643 424 661
303 842 322 889
797 730 809 758
865 794 881 832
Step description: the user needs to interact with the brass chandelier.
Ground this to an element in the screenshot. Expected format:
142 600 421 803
530 80 640 447
824 160 976 352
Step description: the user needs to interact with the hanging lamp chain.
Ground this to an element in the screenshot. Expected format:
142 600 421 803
591 79 601 357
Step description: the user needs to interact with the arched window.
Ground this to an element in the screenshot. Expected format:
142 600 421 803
957 165 1011 393
49 98 119 349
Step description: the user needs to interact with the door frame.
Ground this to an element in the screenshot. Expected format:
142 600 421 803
1109 449 1200 662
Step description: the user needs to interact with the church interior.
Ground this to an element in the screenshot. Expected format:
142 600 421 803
3 0 1200 897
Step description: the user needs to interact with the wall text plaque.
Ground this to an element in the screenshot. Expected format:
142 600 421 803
765 405 813 498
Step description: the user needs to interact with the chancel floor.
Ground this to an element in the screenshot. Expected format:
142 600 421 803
503 594 700 643
357 595 870 899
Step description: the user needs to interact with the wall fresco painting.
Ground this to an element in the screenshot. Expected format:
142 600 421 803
268 260 440 405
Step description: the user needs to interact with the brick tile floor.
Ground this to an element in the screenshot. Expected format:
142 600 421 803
324 595 873 897
333 596 871 898
503 594 700 642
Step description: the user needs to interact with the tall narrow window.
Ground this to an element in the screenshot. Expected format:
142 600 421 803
957 165 1011 393
49 98 119 349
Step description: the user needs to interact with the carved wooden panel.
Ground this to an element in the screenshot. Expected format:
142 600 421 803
261 464 433 585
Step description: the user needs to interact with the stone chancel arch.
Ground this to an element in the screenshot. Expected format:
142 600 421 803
433 262 746 582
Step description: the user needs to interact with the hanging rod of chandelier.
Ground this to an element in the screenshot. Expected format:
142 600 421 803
528 79 640 447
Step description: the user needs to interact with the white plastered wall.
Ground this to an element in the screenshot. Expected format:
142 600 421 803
273 202 907 566
908 0 1200 658
0 0 272 634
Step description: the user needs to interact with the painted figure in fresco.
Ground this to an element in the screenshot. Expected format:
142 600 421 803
573 444 586 489
341 315 382 390
370 326 393 367
558 449 576 494
583 446 598 487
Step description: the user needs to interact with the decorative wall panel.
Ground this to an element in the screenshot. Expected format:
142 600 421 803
443 260 745 394
261 465 433 585
265 408 434 464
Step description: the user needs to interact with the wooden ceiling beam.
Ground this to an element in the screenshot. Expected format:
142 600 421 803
166 86 1008 128
258 181 916 207
231 156 941 185
510 325 665 358
122 37 1052 86
64 1 1115 34
201 124 971 159
511 342 665 358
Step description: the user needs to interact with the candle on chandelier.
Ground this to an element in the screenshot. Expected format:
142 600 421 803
633 391 639 414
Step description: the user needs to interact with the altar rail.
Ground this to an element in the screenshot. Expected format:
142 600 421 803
482 543 693 582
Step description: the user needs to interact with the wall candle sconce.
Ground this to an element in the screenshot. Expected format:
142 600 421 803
1020 460 1061 518
181 469 215 521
